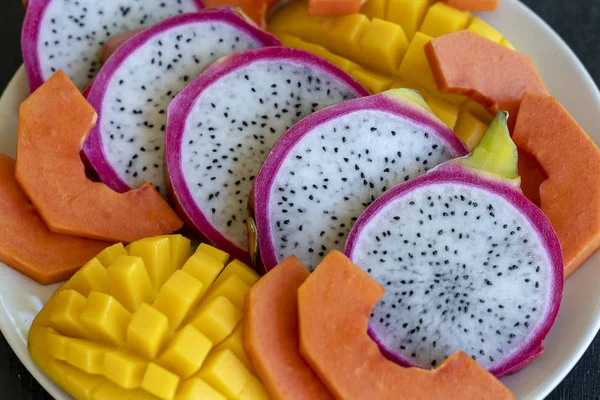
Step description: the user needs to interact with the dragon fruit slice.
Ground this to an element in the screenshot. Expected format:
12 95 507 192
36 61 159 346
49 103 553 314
166 46 368 263
22 0 204 92
345 112 563 377
82 10 279 196
251 89 468 272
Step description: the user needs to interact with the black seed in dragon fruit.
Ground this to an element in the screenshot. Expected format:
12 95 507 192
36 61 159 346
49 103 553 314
21 0 204 92
82 10 279 196
251 89 468 272
345 112 564 377
166 46 368 264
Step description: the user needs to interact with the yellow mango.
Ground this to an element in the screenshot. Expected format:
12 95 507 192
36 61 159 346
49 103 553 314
157 325 213 378
398 31 436 90
213 260 259 288
92 381 135 400
267 1 334 45
212 323 254 373
462 99 494 124
360 0 388 19
142 362 180 400
360 18 409 73
236 376 270 400
62 258 108 297
420 2 471 38
61 363 105 400
181 251 226 297
197 243 229 265
126 303 170 360
130 390 162 400
103 351 147 389
202 274 251 310
177 378 226 400
66 339 110 374
386 0 429 40
107 255 154 313
350 68 392 94
454 111 488 150
329 13 369 62
79 291 132 346
95 243 127 268
128 236 172 290
425 95 459 129
164 235 192 272
500 38 516 50
49 290 89 339
467 17 502 43
153 270 203 330
46 329 70 361
191 296 243 345
279 34 360 73
198 350 252 399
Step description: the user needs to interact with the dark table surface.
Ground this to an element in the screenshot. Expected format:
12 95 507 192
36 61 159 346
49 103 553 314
1 0 599 398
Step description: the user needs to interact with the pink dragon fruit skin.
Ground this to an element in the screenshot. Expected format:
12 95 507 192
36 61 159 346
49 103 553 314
166 46 368 265
21 0 205 92
345 113 564 377
252 90 469 272
82 10 279 196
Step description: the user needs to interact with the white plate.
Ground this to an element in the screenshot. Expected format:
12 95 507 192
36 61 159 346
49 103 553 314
1 1 599 399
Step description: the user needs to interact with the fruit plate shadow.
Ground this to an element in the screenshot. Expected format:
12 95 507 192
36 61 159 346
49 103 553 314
0 0 599 399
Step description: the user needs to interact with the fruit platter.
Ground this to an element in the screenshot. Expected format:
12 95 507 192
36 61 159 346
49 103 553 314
0 0 599 399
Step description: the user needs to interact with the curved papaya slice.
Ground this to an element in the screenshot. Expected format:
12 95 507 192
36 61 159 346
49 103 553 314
298 251 515 400
513 93 600 278
245 255 334 400
424 31 548 129
0 155 110 285
15 71 183 243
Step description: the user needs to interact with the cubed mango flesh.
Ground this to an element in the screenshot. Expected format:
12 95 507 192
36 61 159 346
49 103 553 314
454 110 488 150
420 2 471 38
28 236 264 400
424 95 459 129
95 243 128 268
386 0 429 40
467 17 502 43
350 67 392 93
360 0 387 19
398 31 436 90
329 13 369 62
360 18 409 73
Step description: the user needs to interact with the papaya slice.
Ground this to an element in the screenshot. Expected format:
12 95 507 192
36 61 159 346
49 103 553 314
308 0 363 16
517 149 546 207
0 155 110 285
513 93 600 278
15 71 183 243
245 256 333 400
442 0 498 12
298 251 515 400
424 31 548 129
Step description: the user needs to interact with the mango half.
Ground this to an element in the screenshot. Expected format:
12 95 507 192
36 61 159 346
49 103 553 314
28 235 268 400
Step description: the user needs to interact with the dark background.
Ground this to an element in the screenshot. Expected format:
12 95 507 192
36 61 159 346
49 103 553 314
0 0 599 398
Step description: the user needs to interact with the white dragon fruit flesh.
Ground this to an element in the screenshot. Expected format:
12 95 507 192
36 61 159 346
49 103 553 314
345 112 564 377
82 9 279 196
22 0 204 92
166 46 368 264
251 89 468 272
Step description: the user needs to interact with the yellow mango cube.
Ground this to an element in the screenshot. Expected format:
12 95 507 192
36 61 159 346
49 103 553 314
107 255 154 313
454 111 488 150
79 291 132 346
500 38 516 50
360 0 387 19
202 274 250 311
212 323 253 373
130 390 162 400
425 96 459 129
350 68 392 94
91 381 133 400
153 270 203 330
103 351 147 389
278 35 360 73
128 236 172 290
190 296 242 345
467 18 502 43
142 362 180 400
329 13 369 62
360 18 409 73
386 0 429 40
164 235 192 272
126 303 170 360
462 99 494 124
236 376 269 400
157 325 213 378
95 243 128 268
62 363 105 400
49 290 89 339
62 258 108 297
398 31 436 90
66 339 109 374
197 350 252 399
268 1 334 45
46 329 70 361
176 378 226 400
420 2 471 38
196 244 229 265
46 359 68 389
213 260 259 288
181 252 225 297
